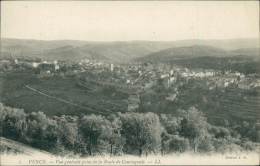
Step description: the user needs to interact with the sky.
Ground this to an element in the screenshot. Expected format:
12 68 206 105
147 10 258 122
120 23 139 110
1 1 259 41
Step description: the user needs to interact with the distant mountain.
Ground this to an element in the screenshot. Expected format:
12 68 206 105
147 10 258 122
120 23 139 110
230 48 260 56
79 41 178 62
134 45 232 62
1 38 259 62
41 45 110 61
161 38 259 51
134 45 260 62
1 38 92 53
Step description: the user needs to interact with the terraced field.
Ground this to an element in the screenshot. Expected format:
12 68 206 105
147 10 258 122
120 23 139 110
176 87 259 125
0 70 128 117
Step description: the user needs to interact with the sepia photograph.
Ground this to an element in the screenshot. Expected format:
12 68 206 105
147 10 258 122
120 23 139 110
1 1 259 165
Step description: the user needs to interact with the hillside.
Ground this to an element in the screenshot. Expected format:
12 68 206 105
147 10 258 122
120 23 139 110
66 38 260 62
80 41 177 62
1 38 92 53
1 38 259 62
230 48 260 56
41 45 110 61
162 56 260 74
165 38 259 51
135 45 233 62
1 137 51 156
134 45 260 62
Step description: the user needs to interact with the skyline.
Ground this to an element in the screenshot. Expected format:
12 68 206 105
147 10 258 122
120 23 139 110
2 1 259 41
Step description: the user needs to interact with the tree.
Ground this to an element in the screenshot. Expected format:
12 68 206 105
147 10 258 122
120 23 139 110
53 115 79 150
179 107 209 153
79 114 114 156
167 135 190 154
106 114 125 157
249 123 260 142
1 104 27 141
213 138 228 155
215 127 231 140
119 112 163 157
160 114 181 135
240 140 257 151
197 136 215 154
26 112 56 141
235 121 250 139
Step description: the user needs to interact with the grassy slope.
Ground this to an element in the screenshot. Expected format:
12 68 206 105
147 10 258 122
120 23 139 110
0 70 128 117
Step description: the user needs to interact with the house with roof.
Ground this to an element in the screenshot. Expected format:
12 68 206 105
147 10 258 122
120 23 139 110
252 79 260 87
180 71 189 77
205 70 215 77
238 82 252 90
215 79 229 88
195 71 205 77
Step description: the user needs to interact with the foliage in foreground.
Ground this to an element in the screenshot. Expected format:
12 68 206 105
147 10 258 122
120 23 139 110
0 103 259 157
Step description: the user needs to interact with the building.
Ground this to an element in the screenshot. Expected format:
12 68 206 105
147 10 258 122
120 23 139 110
170 70 173 75
238 82 252 90
32 62 40 68
234 72 240 76
40 63 57 72
111 63 114 71
38 62 59 78
161 74 168 79
144 80 157 90
189 71 195 77
195 71 205 78
252 79 260 87
180 72 189 77
240 74 245 79
169 77 177 84
215 79 229 88
205 70 215 77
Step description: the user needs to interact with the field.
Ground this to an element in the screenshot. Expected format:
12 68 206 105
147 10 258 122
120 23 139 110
1 68 259 126
168 85 260 126
0 69 128 117
137 81 259 126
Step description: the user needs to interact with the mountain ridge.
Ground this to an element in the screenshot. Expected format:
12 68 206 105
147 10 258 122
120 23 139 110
1 38 259 62
134 45 259 62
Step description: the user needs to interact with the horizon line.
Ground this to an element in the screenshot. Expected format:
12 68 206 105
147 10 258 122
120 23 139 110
1 37 259 42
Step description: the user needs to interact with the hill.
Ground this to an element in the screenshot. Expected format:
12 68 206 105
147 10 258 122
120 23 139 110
135 45 233 62
163 56 260 74
79 41 177 62
41 45 110 61
75 38 260 62
1 137 51 156
164 38 259 51
230 48 260 56
1 38 259 62
134 45 260 62
1 38 92 53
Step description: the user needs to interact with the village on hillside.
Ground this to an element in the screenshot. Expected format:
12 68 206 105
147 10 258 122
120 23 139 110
1 57 259 113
